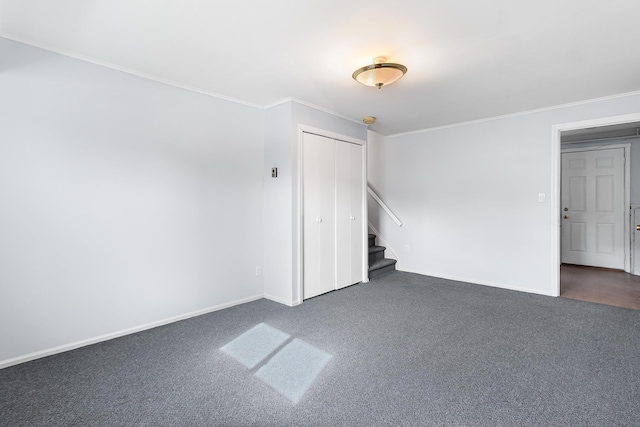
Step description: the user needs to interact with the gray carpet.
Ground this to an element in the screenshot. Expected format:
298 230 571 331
2 271 640 426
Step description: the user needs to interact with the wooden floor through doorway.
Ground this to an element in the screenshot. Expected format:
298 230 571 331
561 264 640 310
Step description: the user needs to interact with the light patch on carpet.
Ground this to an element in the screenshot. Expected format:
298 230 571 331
220 323 290 369
254 338 332 403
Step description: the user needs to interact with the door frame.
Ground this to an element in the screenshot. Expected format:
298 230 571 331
551 112 640 297
296 125 368 304
632 205 640 275
560 144 631 269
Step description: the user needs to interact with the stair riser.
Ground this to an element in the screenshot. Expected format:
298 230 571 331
368 236 375 247
368 251 385 264
369 263 396 279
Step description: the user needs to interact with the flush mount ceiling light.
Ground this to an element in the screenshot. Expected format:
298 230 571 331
352 57 407 89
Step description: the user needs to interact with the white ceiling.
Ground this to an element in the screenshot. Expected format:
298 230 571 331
2 0 640 135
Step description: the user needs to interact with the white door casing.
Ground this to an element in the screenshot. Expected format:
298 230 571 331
551 113 640 297
632 206 640 276
561 148 625 269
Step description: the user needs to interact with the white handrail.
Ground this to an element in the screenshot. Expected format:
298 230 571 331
367 186 403 227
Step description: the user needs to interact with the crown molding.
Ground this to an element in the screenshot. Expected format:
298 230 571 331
0 32 264 110
265 97 364 126
2 33 367 126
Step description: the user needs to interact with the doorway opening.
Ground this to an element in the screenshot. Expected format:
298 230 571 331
552 114 640 308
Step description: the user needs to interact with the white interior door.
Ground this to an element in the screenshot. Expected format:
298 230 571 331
561 148 625 269
303 133 335 299
335 141 364 289
303 131 365 300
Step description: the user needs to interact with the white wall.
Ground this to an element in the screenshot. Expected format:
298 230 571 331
262 100 366 305
366 130 399 261
263 102 294 305
0 38 265 365
368 93 640 296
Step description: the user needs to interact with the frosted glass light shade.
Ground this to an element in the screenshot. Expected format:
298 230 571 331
352 61 407 89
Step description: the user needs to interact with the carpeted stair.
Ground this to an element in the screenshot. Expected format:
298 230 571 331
368 233 397 279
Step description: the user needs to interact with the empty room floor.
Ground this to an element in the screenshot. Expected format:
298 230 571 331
2 271 640 425
560 264 640 310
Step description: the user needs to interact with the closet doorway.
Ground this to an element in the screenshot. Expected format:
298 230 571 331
301 130 367 300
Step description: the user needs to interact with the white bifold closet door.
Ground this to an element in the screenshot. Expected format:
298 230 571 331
303 132 364 300
335 141 364 289
303 133 336 299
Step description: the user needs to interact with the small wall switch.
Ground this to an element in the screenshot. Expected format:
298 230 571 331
271 167 277 178
538 193 546 203
404 245 410 253
256 266 262 276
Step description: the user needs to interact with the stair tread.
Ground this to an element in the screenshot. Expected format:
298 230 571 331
368 245 386 254
368 233 376 239
369 258 397 271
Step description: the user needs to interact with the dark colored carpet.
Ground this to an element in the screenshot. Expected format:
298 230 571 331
2 271 640 426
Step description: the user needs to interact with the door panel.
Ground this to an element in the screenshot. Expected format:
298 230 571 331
561 148 625 269
303 133 335 299
569 222 586 252
335 141 365 289
595 223 615 254
569 177 586 211
596 175 614 211
349 143 364 284
336 142 352 289
335 141 352 289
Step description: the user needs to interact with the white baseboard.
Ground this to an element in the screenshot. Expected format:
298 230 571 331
0 294 264 370
264 294 298 307
398 267 555 297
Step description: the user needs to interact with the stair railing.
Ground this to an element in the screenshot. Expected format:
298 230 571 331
367 186 403 227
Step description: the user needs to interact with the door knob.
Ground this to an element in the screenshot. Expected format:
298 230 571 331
563 215 569 219
563 207 568 212
316 218 322 223
637 225 640 231
350 216 355 220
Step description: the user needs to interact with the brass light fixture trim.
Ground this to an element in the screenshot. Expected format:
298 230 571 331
352 56 407 89
363 116 376 125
